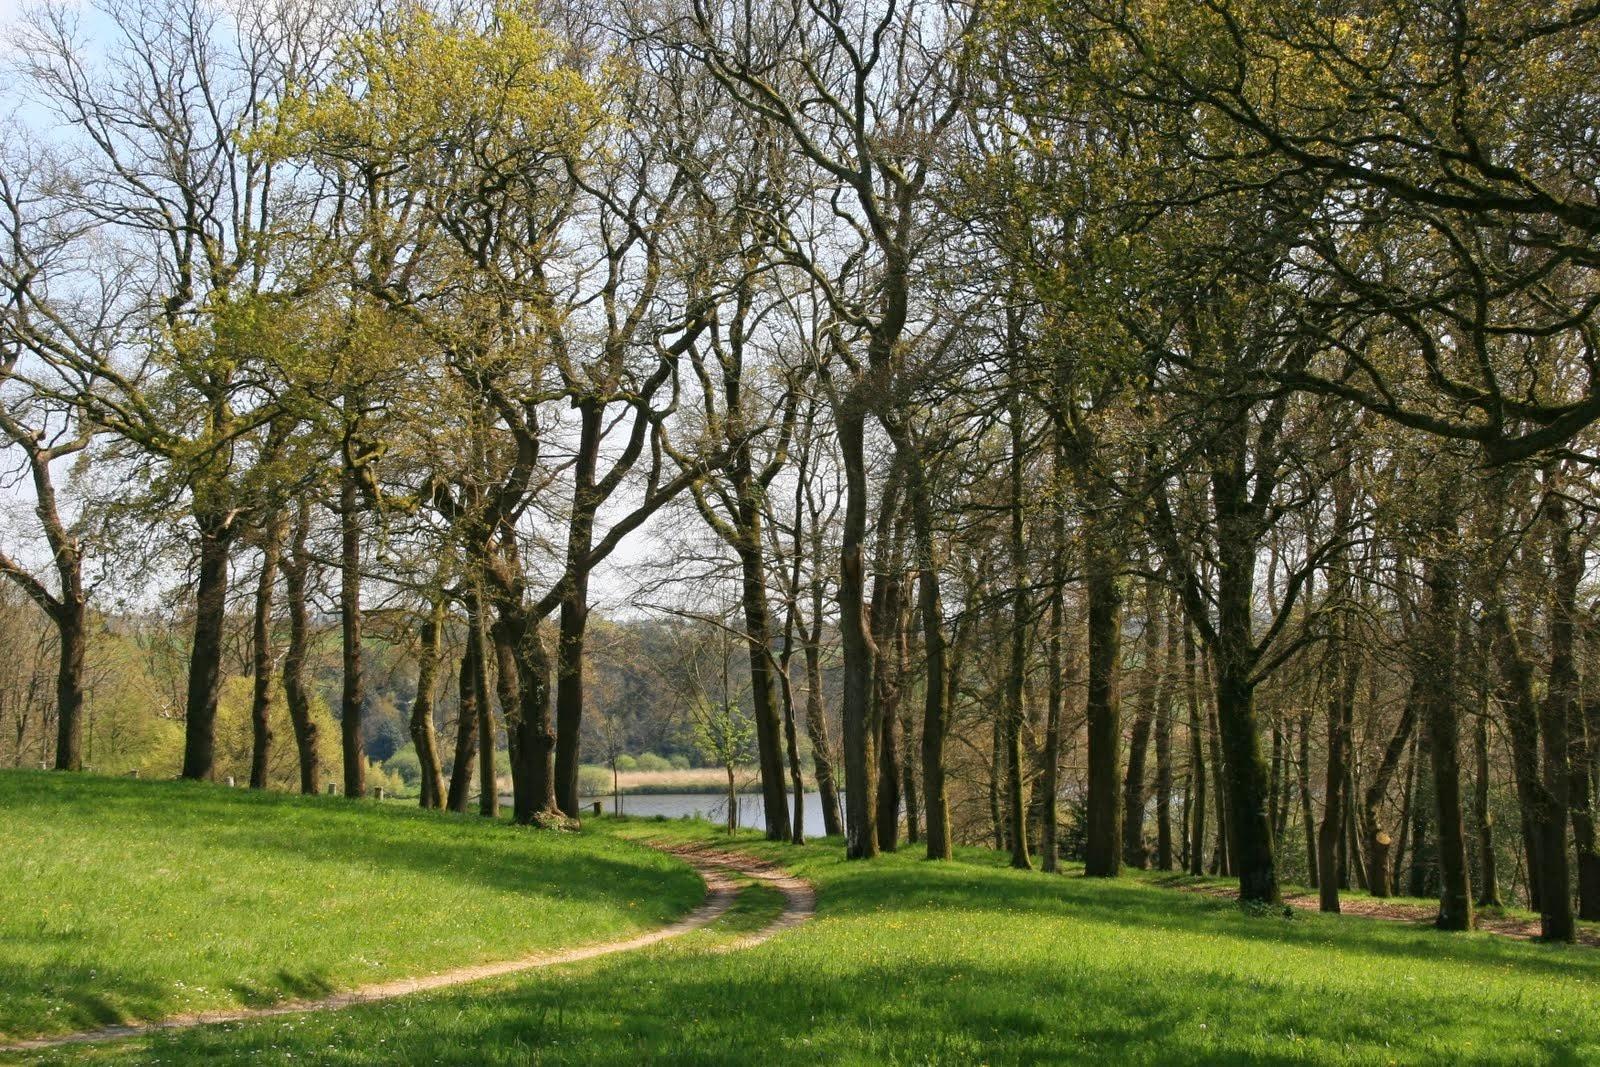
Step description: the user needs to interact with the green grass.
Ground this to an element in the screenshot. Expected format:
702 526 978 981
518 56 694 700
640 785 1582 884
1136 866 1598 933
0 771 703 1043
14 811 1599 1066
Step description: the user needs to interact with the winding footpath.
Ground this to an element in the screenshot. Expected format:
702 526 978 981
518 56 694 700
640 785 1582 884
0 843 815 1056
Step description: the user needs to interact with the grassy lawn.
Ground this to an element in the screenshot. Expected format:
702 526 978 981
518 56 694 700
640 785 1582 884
15 813 1598 1066
0 771 703 1043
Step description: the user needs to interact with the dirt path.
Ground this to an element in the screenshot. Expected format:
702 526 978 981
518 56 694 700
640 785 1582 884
1163 877 1600 946
0 843 815 1055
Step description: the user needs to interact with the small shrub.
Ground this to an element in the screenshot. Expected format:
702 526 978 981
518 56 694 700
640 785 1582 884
614 754 638 772
636 752 671 772
578 765 613 796
384 745 422 787
668 754 691 770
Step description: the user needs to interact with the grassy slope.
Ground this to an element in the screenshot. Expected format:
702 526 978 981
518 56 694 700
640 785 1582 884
25 817 1599 1067
0 772 702 1042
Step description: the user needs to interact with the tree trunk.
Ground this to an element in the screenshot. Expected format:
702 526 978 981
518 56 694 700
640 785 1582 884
476 599 502 819
1318 646 1350 912
1406 725 1435 898
553 590 590 819
1208 696 1231 877
446 643 478 813
1082 521 1124 877
181 516 232 781
248 523 282 790
494 596 557 823
776 651 807 845
1297 708 1317 888
1212 518 1279 905
1474 709 1501 907
902 677 920 846
1572 697 1600 920
737 542 794 842
1123 583 1161 869
339 469 366 800
874 571 905 852
1042 574 1067 873
279 502 320 795
53 600 87 773
1185 622 1207 876
1154 597 1178 870
1535 490 1579 941
1005 395 1031 871
1360 692 1415 897
1420 553 1473 931
837 400 878 859
411 599 447 809
803 636 844 837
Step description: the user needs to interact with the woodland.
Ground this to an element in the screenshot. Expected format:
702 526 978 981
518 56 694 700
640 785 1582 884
3 0 1600 959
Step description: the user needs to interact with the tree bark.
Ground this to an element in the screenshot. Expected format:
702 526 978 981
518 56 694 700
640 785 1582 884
1535 489 1579 940
838 398 878 859
1572 695 1600 920
279 501 320 795
1154 595 1178 870
1420 552 1473 931
1082 516 1124 877
339 469 366 799
804 634 844 837
873 566 905 852
411 599 447 809
248 521 282 790
181 515 232 781
1185 622 1207 876
736 527 794 842
1042 571 1067 873
1005 391 1031 871
446 642 479 814
1122 583 1161 869
1359 694 1415 897
1297 708 1317 888
1318 623 1357 913
1474 707 1502 907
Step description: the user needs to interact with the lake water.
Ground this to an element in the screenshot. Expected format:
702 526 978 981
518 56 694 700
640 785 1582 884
580 791 843 834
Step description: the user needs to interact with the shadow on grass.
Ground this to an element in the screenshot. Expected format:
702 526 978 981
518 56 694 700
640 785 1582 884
65 845 1600 1067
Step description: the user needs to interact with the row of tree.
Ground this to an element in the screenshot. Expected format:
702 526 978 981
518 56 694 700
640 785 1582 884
3 0 1598 940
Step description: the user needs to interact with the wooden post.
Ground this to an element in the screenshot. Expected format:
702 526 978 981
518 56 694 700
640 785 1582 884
374 786 385 801
591 801 603 817
326 782 338 796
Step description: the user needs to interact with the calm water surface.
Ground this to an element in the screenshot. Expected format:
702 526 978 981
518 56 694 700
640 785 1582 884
579 791 844 833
